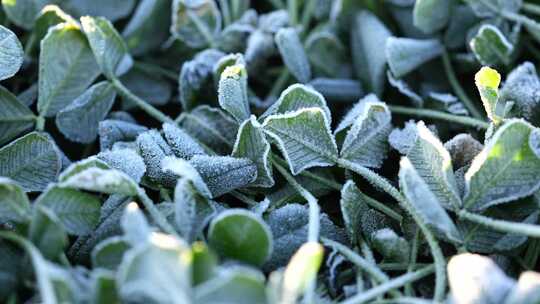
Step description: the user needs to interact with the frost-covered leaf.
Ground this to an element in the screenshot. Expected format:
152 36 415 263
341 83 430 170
136 130 176 187
58 157 110 182
388 120 417 155
464 120 540 211
444 133 484 169
371 228 410 263
178 105 238 154
0 25 23 81
120 66 171 108
448 253 516 304
262 83 331 124
189 155 257 197
475 66 503 123
0 177 31 223
339 180 372 244
470 25 513 66
505 271 540 304
0 86 34 146
387 71 423 106
216 11 255 53
56 81 116 143
117 234 191 303
35 185 101 235
340 101 391 168
275 27 311 83
262 108 338 175
464 0 522 18
29 206 68 260
97 148 146 183
170 0 221 48
232 116 274 188
91 237 130 270
399 157 462 243
98 119 148 151
500 62 540 121
218 63 250 122
426 92 469 116
264 204 345 270
163 122 206 160
244 29 275 69
413 0 451 34
121 202 152 246
386 37 443 78
305 28 346 78
174 178 216 242
38 22 100 117
208 209 272 266
0 132 61 192
406 121 461 210
34 5 75 43
65 0 135 22
1 0 48 29
308 78 363 103
162 157 212 198
351 10 391 95
59 166 139 196
335 94 381 139
81 16 133 78
444 4 479 49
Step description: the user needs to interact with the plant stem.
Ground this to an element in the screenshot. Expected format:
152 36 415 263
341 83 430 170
341 265 435 304
337 159 447 302
300 0 316 31
288 0 298 25
441 50 484 120
35 116 45 131
523 2 540 16
137 188 178 237
363 194 403 223
134 61 178 82
272 155 342 191
111 77 173 124
218 0 232 26
389 105 489 129
459 210 540 237
231 190 258 206
405 229 420 296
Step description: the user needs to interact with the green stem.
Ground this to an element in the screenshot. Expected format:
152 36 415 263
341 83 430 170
24 32 37 59
389 105 489 129
337 159 447 302
111 77 173 124
231 190 258 206
459 210 540 237
379 263 430 271
300 0 316 31
134 61 178 82
523 2 540 16
137 188 178 236
363 194 403 223
218 0 232 26
287 0 298 25
342 265 435 304
502 9 540 32
441 50 484 120
35 116 45 131
405 229 420 296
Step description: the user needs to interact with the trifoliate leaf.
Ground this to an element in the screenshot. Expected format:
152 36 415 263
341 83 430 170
174 177 216 242
162 122 206 160
464 120 540 211
218 63 250 122
37 23 100 117
232 116 274 188
0 177 31 223
448 253 516 304
399 157 462 243
59 166 139 196
65 0 135 22
386 37 444 78
470 25 513 66
351 10 391 96
136 130 176 187
170 0 221 48
340 101 392 168
0 86 34 146
0 132 61 192
413 0 451 34
262 108 338 175
56 81 116 143
275 27 311 83
208 209 272 266
81 16 133 78
500 62 540 121
35 185 101 235
91 236 130 270
97 148 146 183
117 234 191 303
371 228 410 263
475 66 502 123
29 206 68 260
98 119 148 151
0 25 23 81
189 155 257 197
308 78 363 103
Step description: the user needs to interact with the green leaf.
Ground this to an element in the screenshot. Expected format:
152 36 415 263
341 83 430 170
0 177 31 223
386 37 444 78
174 178 217 242
499 61 540 121
340 100 391 168
90 269 121 304
208 209 272 266
29 206 68 260
351 10 392 96
34 5 76 43
1 0 48 29
399 157 462 243
59 166 139 196
163 122 206 160
37 22 100 117
191 242 217 285
232 116 274 188
56 81 116 143
117 234 192 303
65 0 136 22
121 202 152 246
0 131 61 192
81 16 133 79
262 108 338 175
58 157 110 182
372 228 410 263
406 121 461 210
35 185 101 235
162 156 212 198
0 86 35 146
305 29 346 78
91 236 130 270
464 120 540 211
475 66 502 123
97 148 146 183
0 25 23 81
170 0 221 48
470 24 513 66
218 63 250 122
275 27 311 83
136 129 176 187
195 266 267 304
413 0 451 34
